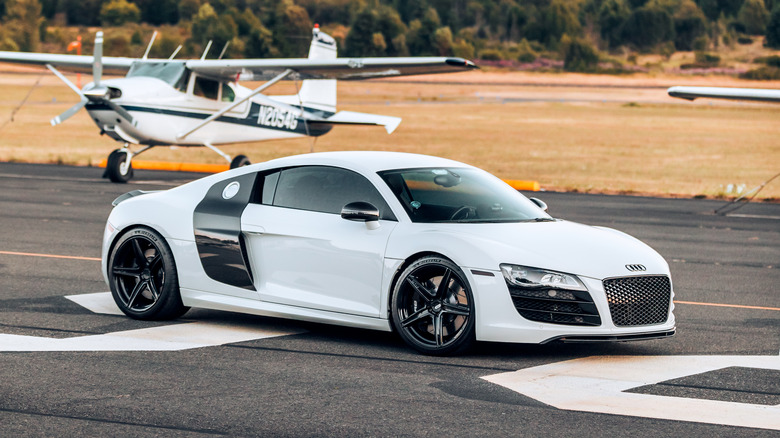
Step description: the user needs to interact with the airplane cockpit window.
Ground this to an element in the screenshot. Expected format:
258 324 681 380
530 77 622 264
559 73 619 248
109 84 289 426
194 76 219 100
222 83 235 102
127 61 187 88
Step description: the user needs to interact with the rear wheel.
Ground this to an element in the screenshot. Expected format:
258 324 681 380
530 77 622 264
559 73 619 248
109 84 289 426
230 154 251 169
105 149 133 183
391 256 475 355
108 227 188 320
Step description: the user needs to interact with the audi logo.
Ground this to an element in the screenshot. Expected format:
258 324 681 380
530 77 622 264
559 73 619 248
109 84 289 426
625 264 646 272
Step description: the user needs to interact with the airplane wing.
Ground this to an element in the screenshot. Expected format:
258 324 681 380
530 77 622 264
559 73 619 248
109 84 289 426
0 50 476 80
185 57 477 81
668 86 780 103
0 51 135 74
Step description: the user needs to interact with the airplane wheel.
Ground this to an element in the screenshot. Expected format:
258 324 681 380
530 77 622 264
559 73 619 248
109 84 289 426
230 154 251 169
105 149 133 183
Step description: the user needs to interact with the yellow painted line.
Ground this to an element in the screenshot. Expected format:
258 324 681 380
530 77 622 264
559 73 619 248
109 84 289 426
98 159 229 173
0 250 100 262
504 179 541 191
99 159 541 191
675 300 780 312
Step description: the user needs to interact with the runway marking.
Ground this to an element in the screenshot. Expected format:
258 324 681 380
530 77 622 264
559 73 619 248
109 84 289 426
483 354 780 430
0 172 182 186
0 250 100 261
0 292 304 352
675 300 780 312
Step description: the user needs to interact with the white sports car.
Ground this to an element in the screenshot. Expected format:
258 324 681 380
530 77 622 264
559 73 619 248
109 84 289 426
102 151 675 355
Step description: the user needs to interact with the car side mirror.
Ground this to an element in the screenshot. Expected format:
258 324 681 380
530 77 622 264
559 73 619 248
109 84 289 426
529 197 548 212
341 202 380 228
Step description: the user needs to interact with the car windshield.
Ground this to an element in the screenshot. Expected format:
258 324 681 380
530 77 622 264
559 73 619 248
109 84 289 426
378 167 551 223
127 61 188 90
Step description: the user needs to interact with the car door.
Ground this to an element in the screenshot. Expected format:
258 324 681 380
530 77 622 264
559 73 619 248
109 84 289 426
241 166 398 318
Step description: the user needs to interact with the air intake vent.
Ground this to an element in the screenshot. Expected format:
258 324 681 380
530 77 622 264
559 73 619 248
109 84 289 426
507 286 601 326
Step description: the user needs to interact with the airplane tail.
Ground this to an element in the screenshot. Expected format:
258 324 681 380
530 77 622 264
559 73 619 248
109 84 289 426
297 26 337 112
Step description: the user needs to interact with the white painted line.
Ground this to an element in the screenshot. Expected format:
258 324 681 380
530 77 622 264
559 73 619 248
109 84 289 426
66 292 124 315
0 321 303 352
0 292 305 352
483 355 780 430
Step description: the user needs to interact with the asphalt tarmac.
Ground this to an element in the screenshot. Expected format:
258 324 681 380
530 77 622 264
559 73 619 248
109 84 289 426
1 162 778 437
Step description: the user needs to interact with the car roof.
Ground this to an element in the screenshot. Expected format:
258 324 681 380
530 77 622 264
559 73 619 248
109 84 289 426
257 151 470 174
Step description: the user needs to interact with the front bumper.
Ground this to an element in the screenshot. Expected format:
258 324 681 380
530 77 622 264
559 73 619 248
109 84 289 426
468 270 676 344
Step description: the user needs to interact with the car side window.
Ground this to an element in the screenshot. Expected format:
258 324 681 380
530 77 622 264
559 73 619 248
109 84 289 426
271 166 396 220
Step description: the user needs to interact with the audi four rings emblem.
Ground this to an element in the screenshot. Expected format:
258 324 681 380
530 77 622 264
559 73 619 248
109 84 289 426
625 264 646 272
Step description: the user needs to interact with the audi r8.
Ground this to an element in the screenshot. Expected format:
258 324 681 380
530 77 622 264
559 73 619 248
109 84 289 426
102 151 676 355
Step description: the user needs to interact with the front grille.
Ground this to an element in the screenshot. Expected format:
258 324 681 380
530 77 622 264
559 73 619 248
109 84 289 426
603 276 671 327
508 286 601 326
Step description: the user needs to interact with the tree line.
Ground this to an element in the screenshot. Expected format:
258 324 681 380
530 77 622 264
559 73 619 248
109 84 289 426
1 0 779 69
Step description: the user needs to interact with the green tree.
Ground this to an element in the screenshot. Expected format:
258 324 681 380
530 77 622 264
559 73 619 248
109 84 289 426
766 5 780 47
406 7 440 55
63 0 106 26
697 0 746 20
540 0 582 47
271 0 313 57
3 0 43 52
433 25 453 55
599 0 631 48
674 1 708 50
133 0 180 25
191 3 237 57
622 6 675 50
738 0 769 34
100 0 140 26
562 34 600 72
179 0 201 21
397 0 429 23
345 4 407 56
345 7 381 56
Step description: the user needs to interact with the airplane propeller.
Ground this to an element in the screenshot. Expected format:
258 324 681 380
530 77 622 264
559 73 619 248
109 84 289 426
48 31 134 126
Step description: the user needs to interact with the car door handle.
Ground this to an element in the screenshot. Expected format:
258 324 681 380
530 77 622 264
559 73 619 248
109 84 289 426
243 224 265 235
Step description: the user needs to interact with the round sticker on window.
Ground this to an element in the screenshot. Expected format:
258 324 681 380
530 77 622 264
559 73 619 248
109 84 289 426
222 181 240 200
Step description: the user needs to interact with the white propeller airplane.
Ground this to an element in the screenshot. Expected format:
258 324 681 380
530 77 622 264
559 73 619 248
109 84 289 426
0 27 476 182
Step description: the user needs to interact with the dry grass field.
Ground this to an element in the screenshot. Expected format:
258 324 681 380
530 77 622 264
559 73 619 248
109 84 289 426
1 67 778 199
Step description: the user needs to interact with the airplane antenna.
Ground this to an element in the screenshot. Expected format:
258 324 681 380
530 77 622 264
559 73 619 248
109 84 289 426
142 31 158 60
218 41 230 60
201 41 213 60
168 45 182 60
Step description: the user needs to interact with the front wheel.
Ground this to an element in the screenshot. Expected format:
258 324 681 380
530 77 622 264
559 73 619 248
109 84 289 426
391 256 475 355
105 149 133 183
108 227 188 320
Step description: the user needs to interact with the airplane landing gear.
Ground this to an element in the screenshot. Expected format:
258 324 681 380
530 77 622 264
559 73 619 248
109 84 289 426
230 154 251 169
103 144 153 183
105 149 133 183
204 142 251 170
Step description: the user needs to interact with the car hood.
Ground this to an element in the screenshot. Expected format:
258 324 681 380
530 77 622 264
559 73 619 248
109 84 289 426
394 220 669 280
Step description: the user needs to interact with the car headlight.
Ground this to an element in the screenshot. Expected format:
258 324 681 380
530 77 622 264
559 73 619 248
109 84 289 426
499 264 587 292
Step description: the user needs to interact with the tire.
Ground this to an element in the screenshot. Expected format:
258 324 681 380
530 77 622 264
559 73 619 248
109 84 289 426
105 149 133 183
230 154 251 169
391 256 475 355
108 227 188 320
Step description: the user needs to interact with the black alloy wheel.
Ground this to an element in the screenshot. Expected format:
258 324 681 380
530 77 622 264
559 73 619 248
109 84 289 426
105 149 133 183
391 256 475 355
108 227 188 320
